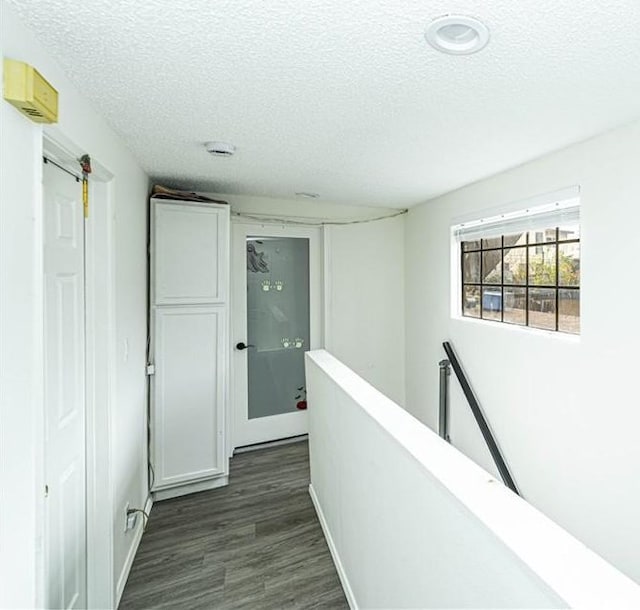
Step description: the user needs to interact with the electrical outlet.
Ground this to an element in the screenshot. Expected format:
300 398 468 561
126 510 138 532
124 503 137 532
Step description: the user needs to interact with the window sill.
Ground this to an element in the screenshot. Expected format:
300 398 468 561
451 314 581 344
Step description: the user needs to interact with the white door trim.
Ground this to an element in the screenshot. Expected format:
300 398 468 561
231 222 323 450
84 178 115 609
42 132 115 609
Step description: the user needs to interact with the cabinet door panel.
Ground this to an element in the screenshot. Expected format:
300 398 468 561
154 202 227 305
153 306 224 488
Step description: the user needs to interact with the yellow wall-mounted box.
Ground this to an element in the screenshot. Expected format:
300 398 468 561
3 58 58 123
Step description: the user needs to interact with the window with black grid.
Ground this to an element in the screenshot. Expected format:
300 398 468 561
461 226 580 334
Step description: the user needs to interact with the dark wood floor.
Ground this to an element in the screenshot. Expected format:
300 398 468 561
119 441 348 609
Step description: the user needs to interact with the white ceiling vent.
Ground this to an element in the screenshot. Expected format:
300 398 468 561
425 15 490 55
205 141 236 157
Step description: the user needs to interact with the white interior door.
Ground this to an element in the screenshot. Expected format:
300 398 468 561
43 160 87 609
232 224 322 448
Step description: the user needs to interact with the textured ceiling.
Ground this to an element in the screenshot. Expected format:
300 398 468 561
8 0 640 207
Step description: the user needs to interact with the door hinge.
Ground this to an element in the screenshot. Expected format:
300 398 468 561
146 364 156 376
44 484 49 498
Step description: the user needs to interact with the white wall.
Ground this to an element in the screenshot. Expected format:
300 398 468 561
306 350 640 609
0 4 149 606
212 192 406 402
405 119 640 584
0 43 44 610
325 216 405 404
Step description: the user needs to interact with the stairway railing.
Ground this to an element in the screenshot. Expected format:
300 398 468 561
439 341 520 496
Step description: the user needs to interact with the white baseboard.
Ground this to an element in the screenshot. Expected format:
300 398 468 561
152 475 229 501
115 496 153 607
234 434 308 454
308 483 357 609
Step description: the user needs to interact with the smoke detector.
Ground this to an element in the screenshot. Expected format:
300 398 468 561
425 15 490 55
205 141 236 157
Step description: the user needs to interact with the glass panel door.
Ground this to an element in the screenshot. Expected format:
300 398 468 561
246 237 310 419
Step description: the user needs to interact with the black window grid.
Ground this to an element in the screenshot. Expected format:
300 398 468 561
461 228 580 334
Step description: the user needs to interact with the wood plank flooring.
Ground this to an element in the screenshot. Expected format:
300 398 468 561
119 441 348 609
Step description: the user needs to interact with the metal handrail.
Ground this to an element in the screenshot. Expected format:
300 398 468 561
440 341 520 496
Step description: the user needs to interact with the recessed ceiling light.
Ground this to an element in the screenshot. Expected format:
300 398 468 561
424 15 489 55
295 192 319 199
204 141 235 157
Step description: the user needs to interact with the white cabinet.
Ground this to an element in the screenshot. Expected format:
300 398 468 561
150 199 229 500
153 202 227 305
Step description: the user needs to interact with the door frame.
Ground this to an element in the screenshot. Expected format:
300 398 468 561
41 131 115 609
231 221 323 450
